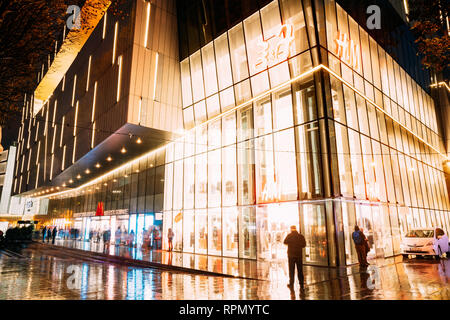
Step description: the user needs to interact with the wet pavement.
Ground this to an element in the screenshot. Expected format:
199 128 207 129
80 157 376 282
0 242 449 300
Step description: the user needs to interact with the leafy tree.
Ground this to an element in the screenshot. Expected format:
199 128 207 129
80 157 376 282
0 0 130 137
407 0 449 73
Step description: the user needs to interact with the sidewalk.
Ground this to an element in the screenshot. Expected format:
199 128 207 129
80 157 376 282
39 238 392 286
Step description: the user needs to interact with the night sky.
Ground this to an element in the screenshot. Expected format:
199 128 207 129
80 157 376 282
1 121 20 150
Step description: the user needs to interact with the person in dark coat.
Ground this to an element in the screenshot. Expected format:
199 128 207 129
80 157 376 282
52 227 57 244
352 226 369 268
47 228 52 243
283 225 306 289
42 226 47 242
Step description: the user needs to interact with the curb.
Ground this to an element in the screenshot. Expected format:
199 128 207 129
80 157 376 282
32 241 262 281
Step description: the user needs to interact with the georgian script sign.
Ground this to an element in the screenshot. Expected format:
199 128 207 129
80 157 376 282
335 31 361 72
254 24 294 71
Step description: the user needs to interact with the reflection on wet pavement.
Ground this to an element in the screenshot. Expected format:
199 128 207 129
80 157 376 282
0 243 448 300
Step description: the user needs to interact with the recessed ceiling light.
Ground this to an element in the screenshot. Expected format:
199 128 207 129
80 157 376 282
85 169 91 174
120 147 127 154
106 156 112 162
69 179 73 184
104 183 107 186
95 163 101 168
136 138 142 144
77 174 81 179
62 183 66 187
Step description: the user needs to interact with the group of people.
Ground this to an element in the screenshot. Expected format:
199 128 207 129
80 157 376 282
41 226 57 244
282 224 371 293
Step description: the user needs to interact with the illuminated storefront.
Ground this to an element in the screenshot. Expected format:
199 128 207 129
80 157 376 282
42 0 449 267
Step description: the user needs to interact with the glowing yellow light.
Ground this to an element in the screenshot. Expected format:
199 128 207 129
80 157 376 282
144 2 150 48
69 179 73 184
85 169 91 174
120 147 127 154
77 174 81 179
106 156 112 162
95 163 101 168
136 137 142 144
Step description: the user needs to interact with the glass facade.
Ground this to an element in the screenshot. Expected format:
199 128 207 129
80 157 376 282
46 0 449 267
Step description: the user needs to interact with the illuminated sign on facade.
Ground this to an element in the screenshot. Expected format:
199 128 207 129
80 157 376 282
335 31 360 71
255 24 294 71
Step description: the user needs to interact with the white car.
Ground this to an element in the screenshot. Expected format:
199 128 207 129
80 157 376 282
400 228 449 259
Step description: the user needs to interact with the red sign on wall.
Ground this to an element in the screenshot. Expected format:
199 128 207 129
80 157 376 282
254 24 294 71
95 202 104 216
335 30 360 72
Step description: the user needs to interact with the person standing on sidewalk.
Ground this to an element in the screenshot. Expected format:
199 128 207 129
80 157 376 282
47 227 52 243
167 228 174 251
283 225 306 289
352 226 369 268
42 225 47 242
52 227 57 244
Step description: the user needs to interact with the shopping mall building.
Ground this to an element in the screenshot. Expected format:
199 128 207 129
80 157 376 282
12 0 450 267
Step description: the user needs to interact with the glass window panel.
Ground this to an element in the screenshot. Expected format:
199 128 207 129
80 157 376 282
184 130 195 158
208 149 222 207
222 145 237 206
220 87 235 112
293 75 317 125
239 207 257 259
195 125 207 154
183 210 195 253
214 33 233 90
180 58 193 108
208 118 221 150
272 87 294 131
386 55 397 102
206 94 221 120
255 134 275 204
254 96 272 137
390 149 404 205
369 37 381 89
250 71 270 96
234 79 252 105
195 209 207 254
190 50 205 103
163 163 173 211
348 17 362 74
173 160 183 210
359 27 372 82
183 156 195 209
378 46 389 96
360 135 376 200
280 0 309 54
228 23 249 83
343 86 358 130
289 50 313 78
201 42 218 97
274 128 298 201
300 203 328 265
296 122 323 198
324 0 337 51
372 141 386 202
355 93 369 136
237 140 255 205
269 61 290 87
243 12 263 75
194 100 207 125
237 106 253 142
195 153 207 208
208 208 222 255
334 123 353 197
222 207 238 257
183 106 194 130
222 112 236 146
348 129 365 199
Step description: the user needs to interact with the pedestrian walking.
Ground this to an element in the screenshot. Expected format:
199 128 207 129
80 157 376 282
103 229 111 251
352 226 369 268
42 225 47 242
153 227 161 249
52 227 57 244
283 225 306 289
47 227 52 243
167 228 174 251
